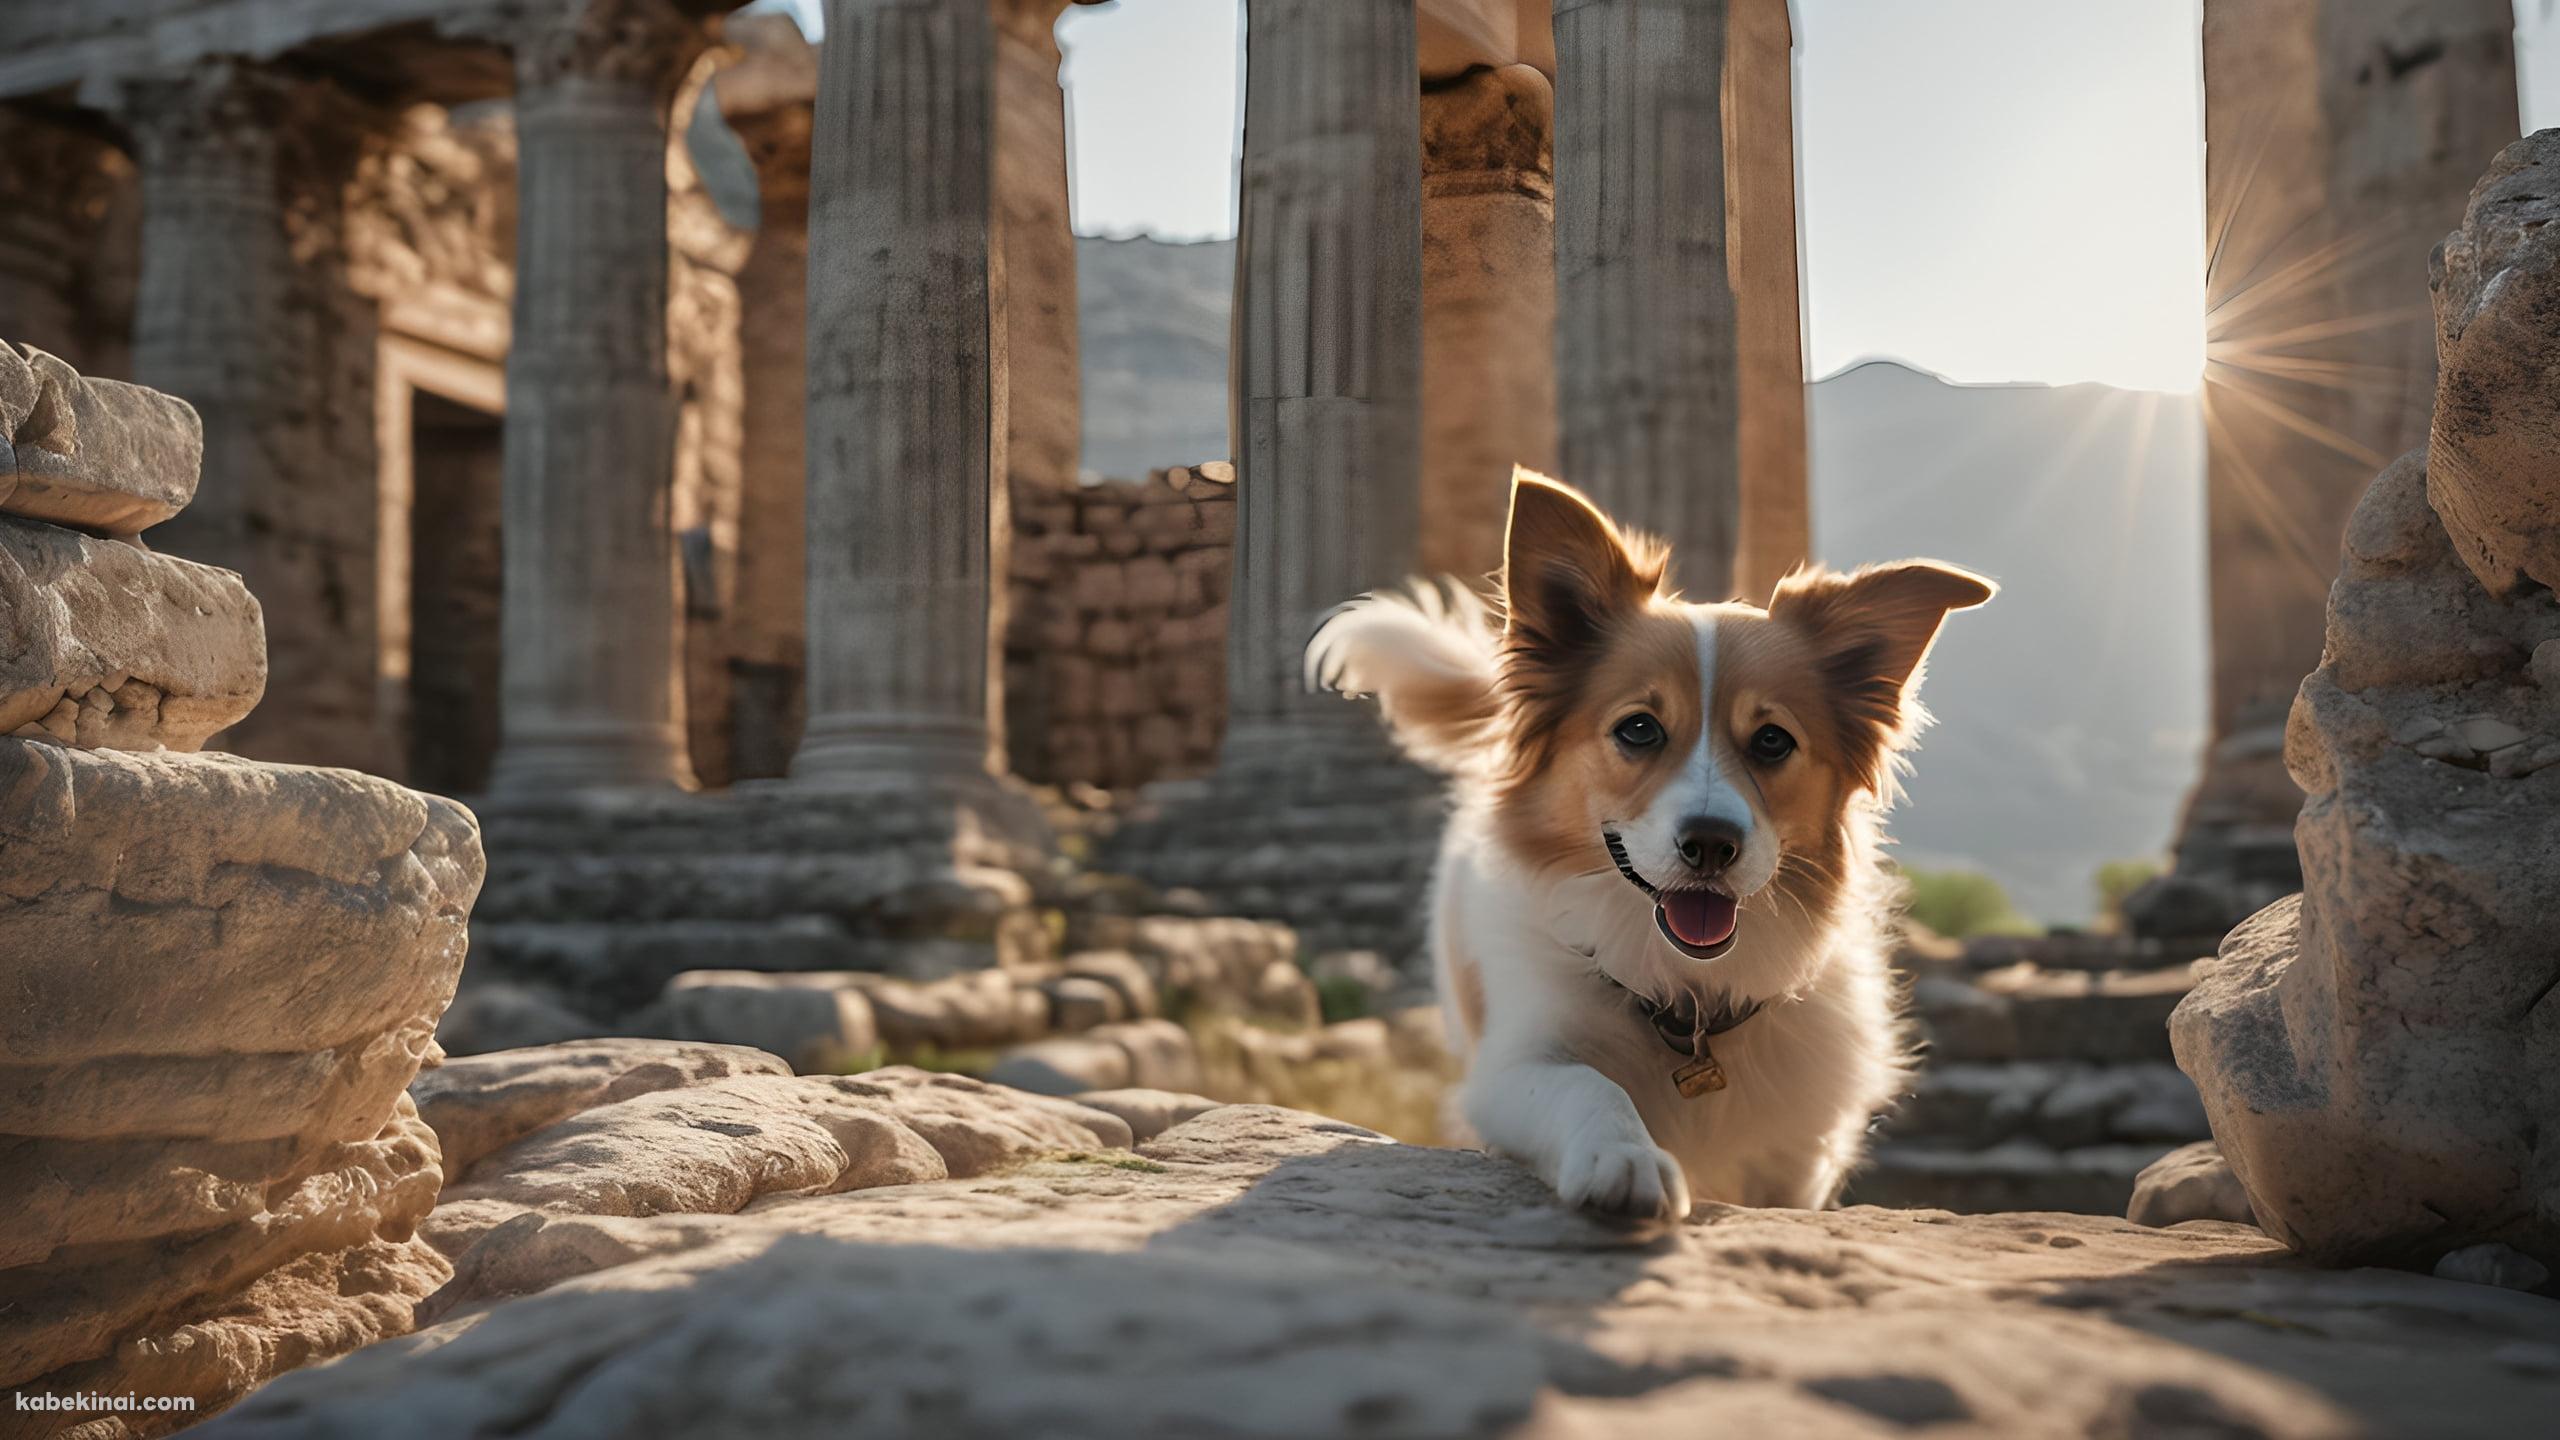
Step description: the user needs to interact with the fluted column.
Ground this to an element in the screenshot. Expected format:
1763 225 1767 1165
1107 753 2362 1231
125 64 294 576
1223 0 1423 754
716 14 817 780
487 0 707 792
793 0 1003 781
126 63 384 768
1553 0 1742 599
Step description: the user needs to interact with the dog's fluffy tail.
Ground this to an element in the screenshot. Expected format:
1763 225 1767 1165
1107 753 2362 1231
1303 580 1505 777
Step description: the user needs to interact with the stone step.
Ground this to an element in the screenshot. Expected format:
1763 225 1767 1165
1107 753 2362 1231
469 919 1009 1015
1911 963 2197 1064
1845 1140 2178 1216
1885 1061 2209 1152
1956 932 2217 973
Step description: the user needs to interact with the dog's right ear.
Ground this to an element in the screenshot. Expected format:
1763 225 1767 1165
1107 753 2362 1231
1501 467 1664 653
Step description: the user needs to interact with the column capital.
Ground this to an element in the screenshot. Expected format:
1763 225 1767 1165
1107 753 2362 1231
108 56 384 186
111 60 295 171
470 0 715 104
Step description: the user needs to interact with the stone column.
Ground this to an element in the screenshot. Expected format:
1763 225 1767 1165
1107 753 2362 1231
715 14 816 781
487 0 708 792
1554 0 1806 603
1554 0 1735 598
1224 0 1423 754
793 0 1005 781
2135 0 2518 936
993 0 1080 509
124 65 293 582
1099 0 1432 962
125 63 383 770
1419 61 1557 583
1725 0 1808 605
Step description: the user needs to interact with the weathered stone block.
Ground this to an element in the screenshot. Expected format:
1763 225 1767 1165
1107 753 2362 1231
0 341 201 536
0 742 481 1419
1123 554 1177 609
635 971 882 1075
0 514 265 745
2127 1141 2257 1229
2427 133 2560 601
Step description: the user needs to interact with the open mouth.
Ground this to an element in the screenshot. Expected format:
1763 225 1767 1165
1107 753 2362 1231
1602 831 1741 960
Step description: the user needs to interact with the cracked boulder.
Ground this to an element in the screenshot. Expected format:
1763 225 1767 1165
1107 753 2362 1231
2172 141 2560 1271
0 740 483 1430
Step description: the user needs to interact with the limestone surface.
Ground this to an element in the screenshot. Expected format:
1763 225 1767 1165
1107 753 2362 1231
418 1064 1132 1292
2173 435 2560 1268
0 513 265 746
0 742 483 1427
410 1039 792 1179
0 340 201 536
208 1107 2560 1439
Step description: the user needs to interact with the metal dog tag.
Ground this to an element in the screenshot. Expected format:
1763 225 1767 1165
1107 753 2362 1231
1672 1051 1728 1098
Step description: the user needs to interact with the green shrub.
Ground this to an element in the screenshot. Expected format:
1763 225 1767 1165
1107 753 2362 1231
1314 974 1373 1026
2091 858 2163 934
1901 867 2040 939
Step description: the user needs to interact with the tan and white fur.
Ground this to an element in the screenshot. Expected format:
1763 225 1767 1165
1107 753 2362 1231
1306 468 1993 1221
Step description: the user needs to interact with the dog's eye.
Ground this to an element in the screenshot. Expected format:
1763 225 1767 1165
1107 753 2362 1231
1612 713 1666 751
1748 724 1797 764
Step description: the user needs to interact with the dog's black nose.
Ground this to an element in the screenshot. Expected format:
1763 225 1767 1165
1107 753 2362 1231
1673 818 1743 876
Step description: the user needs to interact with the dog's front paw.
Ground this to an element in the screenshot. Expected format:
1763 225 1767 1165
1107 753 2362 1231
1554 1137 1691 1222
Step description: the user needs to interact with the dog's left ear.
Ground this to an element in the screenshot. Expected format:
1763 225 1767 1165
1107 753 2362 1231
1771 561 1995 784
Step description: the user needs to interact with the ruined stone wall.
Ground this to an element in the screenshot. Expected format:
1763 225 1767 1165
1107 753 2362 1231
1007 464 1236 788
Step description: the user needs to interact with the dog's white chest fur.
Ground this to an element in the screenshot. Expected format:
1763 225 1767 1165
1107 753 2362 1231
1433 810 1907 1212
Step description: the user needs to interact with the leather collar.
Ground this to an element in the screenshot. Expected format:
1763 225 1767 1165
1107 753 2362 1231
1598 970 1764 1061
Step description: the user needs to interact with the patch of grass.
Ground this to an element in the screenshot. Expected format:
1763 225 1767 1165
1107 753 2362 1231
1314 974 1373 1025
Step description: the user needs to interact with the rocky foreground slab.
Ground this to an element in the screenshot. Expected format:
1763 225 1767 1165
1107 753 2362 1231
208 1101 2557 1439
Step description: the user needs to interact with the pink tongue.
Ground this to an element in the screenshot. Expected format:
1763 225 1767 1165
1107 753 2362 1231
1660 890 1738 949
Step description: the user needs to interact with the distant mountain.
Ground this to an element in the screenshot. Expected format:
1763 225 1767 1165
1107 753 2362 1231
1809 360 2207 923
1068 246 2207 924
1075 235 1233 480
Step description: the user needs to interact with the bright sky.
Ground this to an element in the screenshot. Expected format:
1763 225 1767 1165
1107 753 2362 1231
759 0 2560 394
1794 0 2205 392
